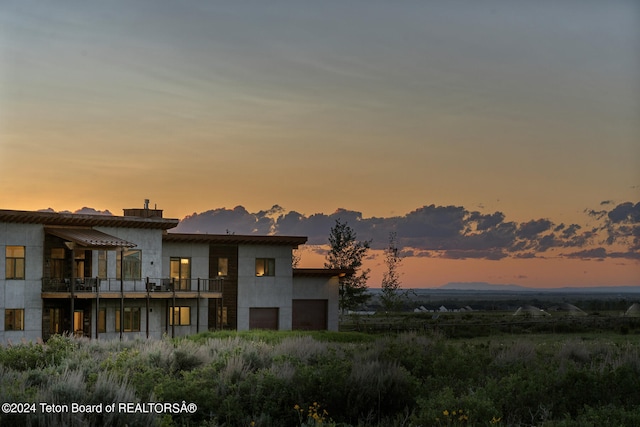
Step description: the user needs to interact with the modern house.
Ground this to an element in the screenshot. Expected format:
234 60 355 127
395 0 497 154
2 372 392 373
0 204 345 343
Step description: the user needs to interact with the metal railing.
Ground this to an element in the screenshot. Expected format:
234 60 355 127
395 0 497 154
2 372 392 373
42 277 223 294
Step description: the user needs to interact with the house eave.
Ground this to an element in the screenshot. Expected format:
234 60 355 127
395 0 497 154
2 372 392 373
0 209 179 230
164 232 308 247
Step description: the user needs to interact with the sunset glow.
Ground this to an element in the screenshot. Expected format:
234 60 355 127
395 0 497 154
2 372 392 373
1 1 638 288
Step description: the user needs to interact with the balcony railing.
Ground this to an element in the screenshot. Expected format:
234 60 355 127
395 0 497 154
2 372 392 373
42 277 223 294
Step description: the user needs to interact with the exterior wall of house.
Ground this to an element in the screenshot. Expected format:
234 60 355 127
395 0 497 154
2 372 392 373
210 245 238 330
236 245 293 330
161 241 211 286
89 298 207 340
1 211 337 341
95 226 164 282
292 276 340 331
0 222 45 343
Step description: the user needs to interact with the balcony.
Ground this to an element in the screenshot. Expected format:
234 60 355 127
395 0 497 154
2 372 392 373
41 277 223 299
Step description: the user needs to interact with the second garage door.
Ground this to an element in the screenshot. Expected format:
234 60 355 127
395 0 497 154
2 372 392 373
292 299 328 330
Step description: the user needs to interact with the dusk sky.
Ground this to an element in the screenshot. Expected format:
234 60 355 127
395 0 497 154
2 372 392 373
1 1 639 288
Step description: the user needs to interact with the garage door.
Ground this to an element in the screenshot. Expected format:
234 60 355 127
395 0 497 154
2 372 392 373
249 308 279 330
292 299 328 330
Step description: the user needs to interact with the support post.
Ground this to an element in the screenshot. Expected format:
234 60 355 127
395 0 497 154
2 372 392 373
146 277 150 339
119 248 124 341
196 278 201 333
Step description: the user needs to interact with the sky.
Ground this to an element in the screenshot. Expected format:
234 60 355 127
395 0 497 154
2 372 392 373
1 1 639 288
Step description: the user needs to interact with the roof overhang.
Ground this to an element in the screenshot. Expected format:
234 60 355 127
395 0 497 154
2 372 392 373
0 209 178 230
45 227 137 249
293 268 354 278
164 232 308 247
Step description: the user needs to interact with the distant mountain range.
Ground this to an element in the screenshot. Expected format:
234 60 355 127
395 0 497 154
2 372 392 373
367 282 640 293
436 282 640 293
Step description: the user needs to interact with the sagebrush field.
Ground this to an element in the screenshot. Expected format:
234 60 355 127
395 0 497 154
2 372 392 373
1 314 639 426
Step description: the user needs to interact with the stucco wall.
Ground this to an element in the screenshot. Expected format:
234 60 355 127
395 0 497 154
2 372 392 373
95 226 165 281
161 241 211 285
0 222 45 343
90 298 208 340
236 245 293 330
292 275 340 331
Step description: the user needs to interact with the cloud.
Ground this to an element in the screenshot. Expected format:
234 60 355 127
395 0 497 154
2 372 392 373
74 207 113 216
173 205 272 234
607 201 640 223
170 200 638 261
564 247 607 259
517 219 553 238
442 249 508 260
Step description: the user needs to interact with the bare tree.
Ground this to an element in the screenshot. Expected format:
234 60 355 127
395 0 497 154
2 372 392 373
380 232 403 312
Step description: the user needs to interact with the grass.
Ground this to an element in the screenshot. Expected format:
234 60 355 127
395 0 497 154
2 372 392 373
1 318 639 426
184 329 376 345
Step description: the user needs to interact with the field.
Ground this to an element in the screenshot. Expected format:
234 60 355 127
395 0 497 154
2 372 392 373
1 309 639 426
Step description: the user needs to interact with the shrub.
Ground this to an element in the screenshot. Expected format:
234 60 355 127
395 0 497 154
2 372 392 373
345 360 416 422
0 342 46 370
412 386 501 426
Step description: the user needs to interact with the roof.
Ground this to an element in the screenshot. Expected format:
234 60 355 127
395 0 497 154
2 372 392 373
45 227 137 249
0 209 178 230
293 268 354 278
163 232 308 247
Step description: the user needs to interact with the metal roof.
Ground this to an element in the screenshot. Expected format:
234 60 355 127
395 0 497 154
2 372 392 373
0 209 178 230
163 232 308 247
45 227 137 249
293 268 354 277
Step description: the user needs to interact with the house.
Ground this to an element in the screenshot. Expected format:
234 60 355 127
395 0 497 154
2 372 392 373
0 204 346 343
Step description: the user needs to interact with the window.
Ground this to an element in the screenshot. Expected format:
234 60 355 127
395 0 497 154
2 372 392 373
74 250 86 280
170 257 191 290
5 309 25 331
255 258 275 276
50 248 65 280
116 250 141 280
115 307 141 332
217 257 228 277
169 306 191 326
49 308 62 334
6 246 25 279
98 308 106 333
98 251 107 279
218 306 228 327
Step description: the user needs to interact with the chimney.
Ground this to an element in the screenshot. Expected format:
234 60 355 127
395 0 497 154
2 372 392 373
123 199 163 218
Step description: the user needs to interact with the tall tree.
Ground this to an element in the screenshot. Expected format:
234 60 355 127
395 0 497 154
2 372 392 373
325 219 371 312
380 232 403 312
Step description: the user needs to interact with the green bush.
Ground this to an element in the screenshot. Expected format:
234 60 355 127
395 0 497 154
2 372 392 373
0 342 46 370
1 331 640 426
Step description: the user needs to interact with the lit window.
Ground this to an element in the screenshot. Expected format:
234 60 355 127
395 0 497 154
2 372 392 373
49 308 62 334
169 306 191 326
217 257 228 277
115 307 141 332
218 306 228 326
5 246 25 279
255 258 275 277
5 309 25 331
116 250 142 280
170 257 191 290
98 251 107 279
98 308 106 333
